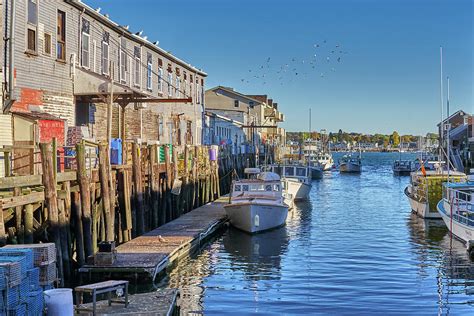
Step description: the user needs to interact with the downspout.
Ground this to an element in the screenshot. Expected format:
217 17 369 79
3 0 15 113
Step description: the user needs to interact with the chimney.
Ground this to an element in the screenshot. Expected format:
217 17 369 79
273 102 278 109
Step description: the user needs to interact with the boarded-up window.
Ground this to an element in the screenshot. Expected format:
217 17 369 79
44 33 52 55
57 10 66 61
27 29 36 52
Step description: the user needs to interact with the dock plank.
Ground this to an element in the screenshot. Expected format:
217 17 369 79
80 198 227 278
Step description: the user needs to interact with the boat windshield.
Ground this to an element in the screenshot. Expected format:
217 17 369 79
234 183 281 192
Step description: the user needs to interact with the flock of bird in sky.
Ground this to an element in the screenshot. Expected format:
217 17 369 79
240 40 348 86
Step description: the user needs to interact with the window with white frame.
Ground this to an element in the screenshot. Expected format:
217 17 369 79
101 32 109 75
158 116 164 140
81 18 90 68
43 33 52 56
134 46 141 87
146 53 152 90
119 38 127 82
158 67 163 93
27 0 38 53
168 72 173 97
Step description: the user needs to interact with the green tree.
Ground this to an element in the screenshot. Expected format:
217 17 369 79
390 131 400 147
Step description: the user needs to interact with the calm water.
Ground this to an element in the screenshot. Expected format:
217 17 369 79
161 152 474 315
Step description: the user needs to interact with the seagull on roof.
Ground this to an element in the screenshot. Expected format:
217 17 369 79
135 30 143 36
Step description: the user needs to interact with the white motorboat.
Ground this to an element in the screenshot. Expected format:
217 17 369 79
437 182 474 260
316 152 334 171
405 170 466 219
224 169 289 233
267 164 312 201
303 143 334 175
339 153 361 173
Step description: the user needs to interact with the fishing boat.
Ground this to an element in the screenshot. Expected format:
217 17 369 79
317 152 335 171
393 160 415 176
266 164 312 201
302 143 331 178
225 168 289 233
404 170 466 219
437 182 474 260
339 153 361 173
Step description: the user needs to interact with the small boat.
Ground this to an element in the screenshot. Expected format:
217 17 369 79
225 169 289 233
339 153 361 173
316 152 335 171
405 170 466 219
393 160 415 176
266 164 312 201
437 182 474 260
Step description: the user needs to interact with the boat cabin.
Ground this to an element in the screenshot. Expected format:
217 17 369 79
267 165 310 180
231 172 283 199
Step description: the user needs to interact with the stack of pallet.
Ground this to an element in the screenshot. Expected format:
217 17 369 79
0 243 57 315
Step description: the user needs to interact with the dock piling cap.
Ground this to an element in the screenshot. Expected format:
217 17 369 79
244 168 261 174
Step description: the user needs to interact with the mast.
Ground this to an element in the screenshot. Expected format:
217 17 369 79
439 47 444 162
447 76 450 182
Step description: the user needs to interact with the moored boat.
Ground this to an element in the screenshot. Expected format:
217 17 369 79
393 160 415 176
437 182 474 260
225 169 289 233
266 164 312 201
405 170 466 219
339 153 361 173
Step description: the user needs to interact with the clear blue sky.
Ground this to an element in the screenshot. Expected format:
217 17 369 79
87 0 472 135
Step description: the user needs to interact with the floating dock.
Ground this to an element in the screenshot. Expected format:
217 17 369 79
79 197 228 281
77 288 178 316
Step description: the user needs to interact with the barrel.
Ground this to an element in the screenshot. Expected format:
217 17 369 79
44 289 73 316
209 148 217 161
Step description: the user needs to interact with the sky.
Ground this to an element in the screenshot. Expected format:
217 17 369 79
86 0 473 135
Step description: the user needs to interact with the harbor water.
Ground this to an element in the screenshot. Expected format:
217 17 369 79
161 152 474 315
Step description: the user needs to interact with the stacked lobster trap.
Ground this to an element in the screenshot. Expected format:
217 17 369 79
0 243 57 315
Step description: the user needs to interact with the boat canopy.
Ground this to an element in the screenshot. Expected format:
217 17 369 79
257 172 281 181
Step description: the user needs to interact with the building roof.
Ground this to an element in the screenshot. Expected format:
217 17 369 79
205 111 244 126
206 86 264 105
437 110 468 126
67 1 207 76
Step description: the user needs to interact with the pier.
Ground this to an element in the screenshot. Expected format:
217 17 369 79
79 196 228 280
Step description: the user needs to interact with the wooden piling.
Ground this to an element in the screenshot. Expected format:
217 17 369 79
132 142 145 235
76 143 93 258
98 144 113 242
72 192 85 266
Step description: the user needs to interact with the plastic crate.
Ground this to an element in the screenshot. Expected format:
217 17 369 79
0 250 33 271
7 303 25 316
0 268 5 290
26 268 39 291
3 244 56 267
0 263 21 288
39 264 56 285
110 138 123 165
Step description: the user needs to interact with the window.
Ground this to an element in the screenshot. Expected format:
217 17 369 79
249 101 254 108
234 100 239 108
134 46 141 87
158 67 163 93
158 116 164 140
57 10 66 61
44 33 52 55
146 53 152 90
234 185 241 192
101 33 109 75
186 121 192 144
119 38 127 82
196 81 200 104
27 0 38 53
168 72 173 97
176 77 180 98
81 18 90 68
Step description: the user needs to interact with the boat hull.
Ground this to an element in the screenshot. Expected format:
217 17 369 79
437 200 474 243
310 167 323 180
286 180 311 201
224 203 289 233
393 169 411 176
404 186 441 219
320 161 334 171
340 162 361 173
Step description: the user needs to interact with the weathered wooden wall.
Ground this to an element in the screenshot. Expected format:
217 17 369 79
0 141 254 285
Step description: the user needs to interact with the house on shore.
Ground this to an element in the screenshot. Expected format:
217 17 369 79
0 0 206 175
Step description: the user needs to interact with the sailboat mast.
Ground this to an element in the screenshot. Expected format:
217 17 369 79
439 46 444 162
447 76 450 182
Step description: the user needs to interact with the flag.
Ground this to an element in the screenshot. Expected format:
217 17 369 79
421 162 427 176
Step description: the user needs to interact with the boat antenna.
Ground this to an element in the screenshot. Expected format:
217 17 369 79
446 76 450 183
439 46 444 163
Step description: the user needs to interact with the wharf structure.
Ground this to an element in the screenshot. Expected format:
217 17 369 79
0 0 273 290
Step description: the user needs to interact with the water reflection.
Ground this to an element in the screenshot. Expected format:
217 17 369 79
223 226 289 281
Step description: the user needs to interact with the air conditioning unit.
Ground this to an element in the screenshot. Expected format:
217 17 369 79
134 102 147 110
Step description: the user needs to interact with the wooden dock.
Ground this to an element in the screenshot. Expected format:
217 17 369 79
77 288 178 316
79 196 228 280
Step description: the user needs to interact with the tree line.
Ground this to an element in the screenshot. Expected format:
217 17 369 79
286 130 439 148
